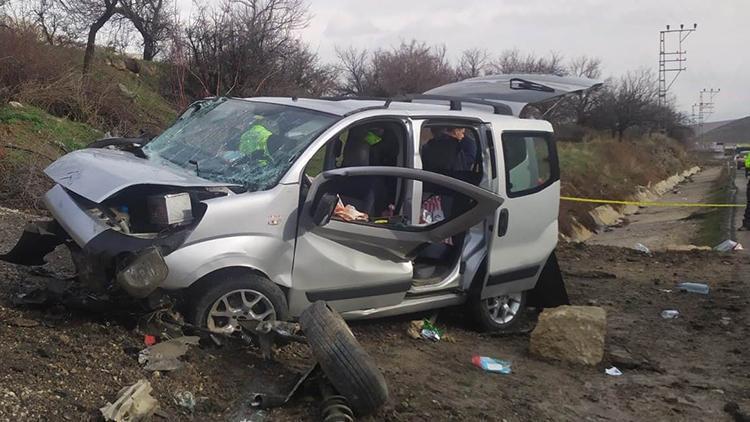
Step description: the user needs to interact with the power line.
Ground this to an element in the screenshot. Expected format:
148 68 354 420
658 23 697 107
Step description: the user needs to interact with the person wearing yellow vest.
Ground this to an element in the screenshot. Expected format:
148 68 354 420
239 120 275 166
744 153 750 178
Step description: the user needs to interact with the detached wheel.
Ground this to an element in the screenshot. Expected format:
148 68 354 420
299 301 388 415
470 291 526 332
187 272 289 335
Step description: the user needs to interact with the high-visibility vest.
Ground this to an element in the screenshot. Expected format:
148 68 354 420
745 153 750 168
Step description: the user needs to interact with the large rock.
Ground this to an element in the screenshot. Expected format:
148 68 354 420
530 305 606 366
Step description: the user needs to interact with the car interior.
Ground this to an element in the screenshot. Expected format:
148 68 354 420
302 119 485 286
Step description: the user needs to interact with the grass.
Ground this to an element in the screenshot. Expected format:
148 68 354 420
0 105 101 152
691 165 733 247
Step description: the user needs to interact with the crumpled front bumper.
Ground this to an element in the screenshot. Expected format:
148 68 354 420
1 185 188 298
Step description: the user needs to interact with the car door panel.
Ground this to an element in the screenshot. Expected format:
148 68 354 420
482 130 559 299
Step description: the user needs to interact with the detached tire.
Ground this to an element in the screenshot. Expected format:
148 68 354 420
299 301 388 415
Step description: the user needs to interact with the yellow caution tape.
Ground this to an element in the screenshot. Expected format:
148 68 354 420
561 196 744 208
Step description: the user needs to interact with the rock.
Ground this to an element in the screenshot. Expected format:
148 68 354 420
8 101 23 108
124 57 140 74
110 58 127 71
529 305 606 366
118 83 136 99
8 317 39 328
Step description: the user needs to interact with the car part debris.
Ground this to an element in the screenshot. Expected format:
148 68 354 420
472 355 512 374
676 282 710 295
147 192 194 227
7 317 40 327
240 320 306 360
320 379 354 422
661 310 680 319
138 336 199 372
605 366 623 376
249 364 320 409
0 221 66 266
100 379 159 422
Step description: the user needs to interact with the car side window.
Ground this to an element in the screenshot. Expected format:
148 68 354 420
501 133 557 197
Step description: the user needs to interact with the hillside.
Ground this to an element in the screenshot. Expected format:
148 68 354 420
694 118 735 135
701 115 750 144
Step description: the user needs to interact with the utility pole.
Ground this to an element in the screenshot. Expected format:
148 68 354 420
697 88 720 144
658 23 697 107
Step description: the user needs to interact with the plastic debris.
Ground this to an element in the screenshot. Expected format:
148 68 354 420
100 379 159 422
472 355 512 374
714 240 743 252
138 336 199 372
173 391 196 412
661 310 680 319
633 243 651 254
144 335 157 346
605 366 623 376
406 320 424 339
420 319 443 342
676 282 710 295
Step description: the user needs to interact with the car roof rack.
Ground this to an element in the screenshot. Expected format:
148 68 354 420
396 94 513 115
318 96 394 117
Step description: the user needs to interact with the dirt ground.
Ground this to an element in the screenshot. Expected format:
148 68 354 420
0 205 749 421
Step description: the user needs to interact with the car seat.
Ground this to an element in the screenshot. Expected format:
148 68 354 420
336 128 389 217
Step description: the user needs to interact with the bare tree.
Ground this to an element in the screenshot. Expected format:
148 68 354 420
64 0 121 74
568 55 602 79
118 0 171 60
588 69 661 139
491 49 567 75
457 48 490 79
368 40 455 96
334 45 371 96
31 0 72 45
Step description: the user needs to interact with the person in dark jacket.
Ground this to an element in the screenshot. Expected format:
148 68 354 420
421 127 477 173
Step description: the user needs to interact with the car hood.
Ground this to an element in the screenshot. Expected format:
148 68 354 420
45 148 237 203
425 74 603 116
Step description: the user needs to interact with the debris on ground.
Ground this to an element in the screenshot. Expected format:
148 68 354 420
633 243 651 254
6 316 39 327
100 379 159 422
138 336 199 371
714 239 744 252
407 320 424 339
605 367 623 376
661 310 680 319
144 334 157 346
529 305 606 366
173 391 196 412
420 319 443 342
676 282 710 295
472 355 512 374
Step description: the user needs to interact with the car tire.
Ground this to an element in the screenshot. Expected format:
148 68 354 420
299 301 388 415
186 271 289 334
470 290 527 332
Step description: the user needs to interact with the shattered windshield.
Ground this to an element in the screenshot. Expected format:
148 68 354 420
143 98 337 191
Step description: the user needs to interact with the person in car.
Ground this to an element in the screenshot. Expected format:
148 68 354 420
421 126 477 174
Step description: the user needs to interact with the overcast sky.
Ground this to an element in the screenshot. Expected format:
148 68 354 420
184 0 748 121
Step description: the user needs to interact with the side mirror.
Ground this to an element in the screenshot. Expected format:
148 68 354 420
312 193 338 226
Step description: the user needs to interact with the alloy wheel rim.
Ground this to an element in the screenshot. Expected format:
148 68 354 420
207 289 276 335
485 293 523 325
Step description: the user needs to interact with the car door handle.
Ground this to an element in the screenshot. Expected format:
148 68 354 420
497 209 509 237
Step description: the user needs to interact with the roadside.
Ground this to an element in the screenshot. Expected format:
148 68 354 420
732 168 750 249
586 166 730 250
0 207 748 421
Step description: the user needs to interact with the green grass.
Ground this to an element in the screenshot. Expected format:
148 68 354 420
0 105 101 153
691 165 733 247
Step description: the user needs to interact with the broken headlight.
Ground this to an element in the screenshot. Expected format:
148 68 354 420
116 247 169 298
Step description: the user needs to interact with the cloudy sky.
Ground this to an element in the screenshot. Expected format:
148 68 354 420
183 0 748 121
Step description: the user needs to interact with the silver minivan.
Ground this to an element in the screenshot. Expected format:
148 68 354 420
1 75 600 333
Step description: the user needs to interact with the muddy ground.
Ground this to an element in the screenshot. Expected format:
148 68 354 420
0 205 749 421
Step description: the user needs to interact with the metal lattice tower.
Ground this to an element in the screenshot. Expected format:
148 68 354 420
696 88 720 143
658 23 697 106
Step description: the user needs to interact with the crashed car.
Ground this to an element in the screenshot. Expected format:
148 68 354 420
1 74 600 333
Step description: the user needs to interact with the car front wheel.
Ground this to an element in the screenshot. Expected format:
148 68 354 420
186 272 289 336
470 291 526 332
